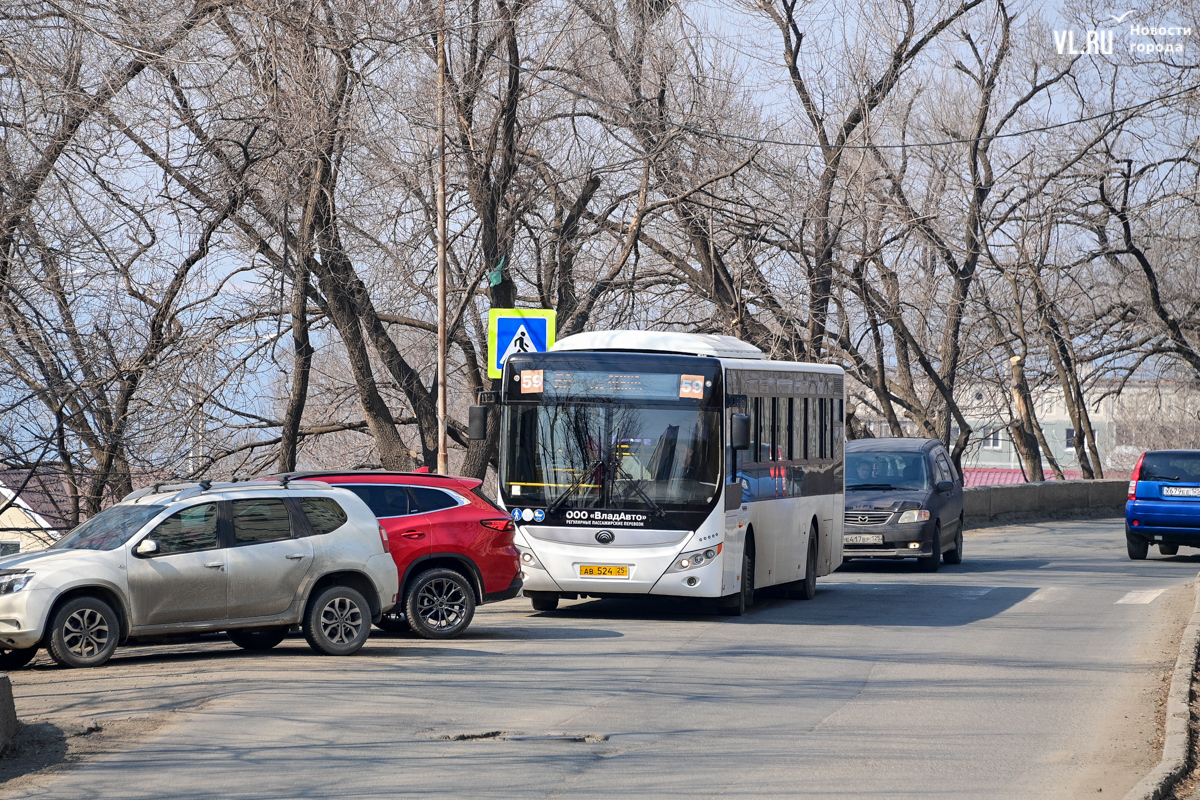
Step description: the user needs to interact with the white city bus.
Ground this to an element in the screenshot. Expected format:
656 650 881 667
479 330 845 615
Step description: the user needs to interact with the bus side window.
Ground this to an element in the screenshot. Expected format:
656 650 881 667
803 397 811 461
770 398 778 461
787 397 794 461
818 398 827 460
752 397 762 464
828 398 835 457
835 399 844 454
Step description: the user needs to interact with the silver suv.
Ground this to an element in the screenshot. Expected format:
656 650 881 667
0 480 398 668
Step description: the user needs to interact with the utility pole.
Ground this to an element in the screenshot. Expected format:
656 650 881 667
436 0 449 474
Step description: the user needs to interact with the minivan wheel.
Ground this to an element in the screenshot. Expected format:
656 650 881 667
1127 528 1149 560
227 626 289 651
47 596 119 668
405 568 476 639
918 524 942 572
0 646 37 670
1160 544 1180 556
303 585 370 656
944 520 964 566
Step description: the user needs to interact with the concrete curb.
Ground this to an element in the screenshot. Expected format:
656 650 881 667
0 673 14 753
1124 573 1200 800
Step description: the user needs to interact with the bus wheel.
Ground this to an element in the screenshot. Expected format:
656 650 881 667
717 547 755 616
527 592 559 612
795 531 818 601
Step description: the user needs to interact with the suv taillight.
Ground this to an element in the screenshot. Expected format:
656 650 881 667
379 523 390 553
481 518 515 547
1129 452 1146 500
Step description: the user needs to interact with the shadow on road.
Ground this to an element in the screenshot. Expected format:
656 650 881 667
0 721 68 783
527 583 1038 629
838 558 1052 573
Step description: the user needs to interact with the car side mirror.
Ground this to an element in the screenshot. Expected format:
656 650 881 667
730 414 750 451
468 405 488 441
935 480 954 493
135 539 159 556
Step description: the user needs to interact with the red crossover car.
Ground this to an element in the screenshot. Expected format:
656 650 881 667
284 472 521 638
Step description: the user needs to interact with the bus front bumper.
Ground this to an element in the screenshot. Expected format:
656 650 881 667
515 532 724 597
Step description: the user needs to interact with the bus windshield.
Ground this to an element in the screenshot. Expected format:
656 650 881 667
502 403 722 512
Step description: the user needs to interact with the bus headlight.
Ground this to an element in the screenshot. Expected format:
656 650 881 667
668 543 722 573
516 545 545 570
897 509 931 524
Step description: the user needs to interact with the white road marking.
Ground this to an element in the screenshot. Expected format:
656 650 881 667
953 586 997 600
1115 589 1166 605
1025 587 1060 603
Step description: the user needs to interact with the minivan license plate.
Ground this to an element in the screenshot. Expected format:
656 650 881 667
1163 487 1200 497
845 534 883 545
580 565 629 578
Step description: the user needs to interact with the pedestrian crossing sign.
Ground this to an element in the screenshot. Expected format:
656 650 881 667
487 308 556 378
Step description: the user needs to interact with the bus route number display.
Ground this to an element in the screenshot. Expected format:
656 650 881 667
520 369 544 393
679 374 705 399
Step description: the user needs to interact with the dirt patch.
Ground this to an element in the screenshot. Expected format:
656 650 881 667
0 713 175 797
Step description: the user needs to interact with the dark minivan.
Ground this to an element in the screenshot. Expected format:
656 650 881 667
1126 450 1200 559
843 438 965 571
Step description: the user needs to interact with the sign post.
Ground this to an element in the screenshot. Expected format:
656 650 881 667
487 309 556 379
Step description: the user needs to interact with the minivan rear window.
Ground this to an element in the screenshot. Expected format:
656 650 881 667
1140 452 1200 483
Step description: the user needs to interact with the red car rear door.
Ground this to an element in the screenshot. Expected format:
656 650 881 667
335 483 433 579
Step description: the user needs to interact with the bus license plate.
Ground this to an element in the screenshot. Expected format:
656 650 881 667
1163 487 1200 497
580 565 629 578
844 534 883 545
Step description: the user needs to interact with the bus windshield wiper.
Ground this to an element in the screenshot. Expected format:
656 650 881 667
612 461 667 518
547 459 603 514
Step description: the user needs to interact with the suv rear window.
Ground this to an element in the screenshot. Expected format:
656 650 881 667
409 487 459 512
1141 452 1200 483
470 487 505 512
340 485 413 518
231 498 293 544
298 498 348 535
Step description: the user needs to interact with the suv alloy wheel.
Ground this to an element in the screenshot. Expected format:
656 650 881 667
47 596 119 668
405 568 476 639
303 585 371 655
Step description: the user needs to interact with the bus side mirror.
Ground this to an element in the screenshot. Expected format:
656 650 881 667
730 414 750 451
468 406 489 441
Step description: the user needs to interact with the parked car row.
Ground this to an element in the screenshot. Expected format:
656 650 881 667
2 441 1182 671
0 471 520 669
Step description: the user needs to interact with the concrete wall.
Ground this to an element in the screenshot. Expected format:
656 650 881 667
964 479 1128 522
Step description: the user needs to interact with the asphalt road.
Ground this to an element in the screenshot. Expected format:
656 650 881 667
5 518 1198 799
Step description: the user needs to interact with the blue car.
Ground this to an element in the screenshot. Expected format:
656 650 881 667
1126 450 1200 559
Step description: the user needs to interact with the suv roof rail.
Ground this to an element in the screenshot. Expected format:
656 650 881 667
123 479 335 504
